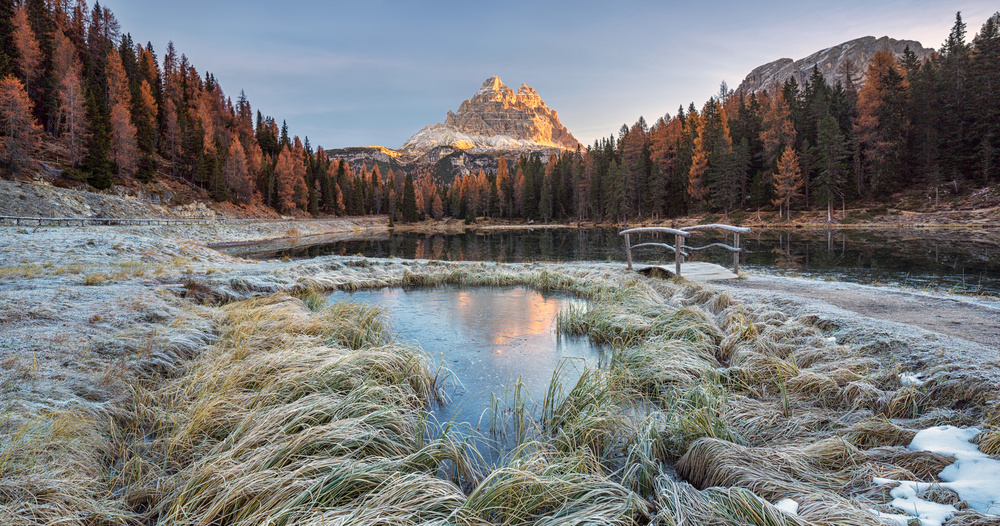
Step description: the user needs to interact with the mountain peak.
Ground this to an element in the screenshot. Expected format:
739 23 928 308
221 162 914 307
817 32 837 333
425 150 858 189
399 77 580 156
481 75 506 92
736 35 932 94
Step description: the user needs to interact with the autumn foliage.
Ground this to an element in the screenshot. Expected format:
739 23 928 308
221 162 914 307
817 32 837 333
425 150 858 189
0 4 997 223
0 75 40 175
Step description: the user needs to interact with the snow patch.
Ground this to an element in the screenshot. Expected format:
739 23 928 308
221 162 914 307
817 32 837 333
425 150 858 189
773 498 799 516
872 425 1000 525
899 372 926 387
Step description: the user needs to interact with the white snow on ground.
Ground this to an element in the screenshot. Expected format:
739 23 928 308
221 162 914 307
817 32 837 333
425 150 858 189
909 426 1000 514
872 425 1000 525
773 498 799 516
873 478 961 525
899 372 927 387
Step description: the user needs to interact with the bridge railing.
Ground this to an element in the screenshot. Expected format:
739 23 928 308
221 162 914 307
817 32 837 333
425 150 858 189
619 224 751 277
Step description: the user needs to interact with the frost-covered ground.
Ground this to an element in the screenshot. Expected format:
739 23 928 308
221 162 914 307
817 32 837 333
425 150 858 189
0 219 383 424
2 221 999 524
714 274 1000 385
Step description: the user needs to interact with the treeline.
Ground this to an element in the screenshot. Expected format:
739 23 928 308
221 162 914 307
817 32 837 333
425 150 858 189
0 0 409 216
1 4 997 223
432 12 1000 223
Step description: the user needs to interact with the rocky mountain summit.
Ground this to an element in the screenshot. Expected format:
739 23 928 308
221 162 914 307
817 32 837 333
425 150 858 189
399 76 581 157
736 36 933 94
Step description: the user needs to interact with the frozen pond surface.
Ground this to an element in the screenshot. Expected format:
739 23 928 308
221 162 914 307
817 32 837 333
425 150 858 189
327 286 604 449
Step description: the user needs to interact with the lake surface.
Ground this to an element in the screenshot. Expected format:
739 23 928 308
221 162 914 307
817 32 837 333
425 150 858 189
231 227 1000 295
326 286 604 452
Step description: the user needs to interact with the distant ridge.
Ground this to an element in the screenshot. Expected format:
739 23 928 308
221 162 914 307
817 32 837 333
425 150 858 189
736 36 933 94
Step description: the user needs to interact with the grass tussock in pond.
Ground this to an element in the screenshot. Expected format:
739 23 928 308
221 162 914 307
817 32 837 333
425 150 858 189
3 260 998 525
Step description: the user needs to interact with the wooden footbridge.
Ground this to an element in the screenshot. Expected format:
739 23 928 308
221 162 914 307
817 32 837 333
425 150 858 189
620 224 751 282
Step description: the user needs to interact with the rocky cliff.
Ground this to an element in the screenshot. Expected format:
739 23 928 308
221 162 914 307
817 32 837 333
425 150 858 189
736 36 933 94
399 76 581 157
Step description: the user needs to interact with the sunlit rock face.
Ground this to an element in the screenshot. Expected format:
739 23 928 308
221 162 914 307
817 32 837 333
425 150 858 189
399 76 581 155
736 36 933 94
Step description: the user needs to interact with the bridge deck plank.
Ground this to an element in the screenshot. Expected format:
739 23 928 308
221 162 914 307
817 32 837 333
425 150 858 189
635 261 738 281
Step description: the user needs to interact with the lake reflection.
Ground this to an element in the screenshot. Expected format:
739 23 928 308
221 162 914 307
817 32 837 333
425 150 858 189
230 227 1000 295
326 286 603 443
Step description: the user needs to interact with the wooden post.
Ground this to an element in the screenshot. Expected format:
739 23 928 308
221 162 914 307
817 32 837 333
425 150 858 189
733 233 740 275
675 233 683 277
625 233 632 270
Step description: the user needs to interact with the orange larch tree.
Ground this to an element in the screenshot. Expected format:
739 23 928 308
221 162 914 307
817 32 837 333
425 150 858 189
759 90 797 168
0 75 41 176
274 145 307 214
223 135 256 205
52 28 88 166
853 50 909 198
11 5 41 90
106 49 138 175
772 145 804 218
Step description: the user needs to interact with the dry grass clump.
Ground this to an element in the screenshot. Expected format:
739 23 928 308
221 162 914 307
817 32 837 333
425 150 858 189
0 411 136 525
462 448 647 525
840 416 917 448
977 429 1000 455
675 438 885 525
83 272 110 285
106 294 474 525
653 477 813 526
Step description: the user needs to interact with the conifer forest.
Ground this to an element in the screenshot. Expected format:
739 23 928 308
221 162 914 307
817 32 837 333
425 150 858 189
1 2 999 223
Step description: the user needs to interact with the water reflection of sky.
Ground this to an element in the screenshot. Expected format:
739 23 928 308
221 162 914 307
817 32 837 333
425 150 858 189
326 286 603 433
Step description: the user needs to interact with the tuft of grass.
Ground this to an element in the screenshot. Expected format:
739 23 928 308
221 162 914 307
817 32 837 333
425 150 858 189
293 287 326 312
976 429 1000 456
83 272 110 285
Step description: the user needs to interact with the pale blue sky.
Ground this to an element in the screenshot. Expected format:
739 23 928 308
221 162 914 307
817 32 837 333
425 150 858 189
103 1 997 150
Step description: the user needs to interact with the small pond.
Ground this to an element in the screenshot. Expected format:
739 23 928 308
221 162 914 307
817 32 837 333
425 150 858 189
326 285 604 454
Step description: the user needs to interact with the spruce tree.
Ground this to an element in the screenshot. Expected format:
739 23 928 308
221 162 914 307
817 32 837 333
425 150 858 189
813 113 848 221
401 173 418 222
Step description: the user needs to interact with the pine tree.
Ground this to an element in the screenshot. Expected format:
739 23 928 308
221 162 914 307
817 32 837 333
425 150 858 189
401 173 418 222
0 75 41 176
938 12 972 179
431 192 444 220
813 113 848 221
496 156 511 217
970 13 1000 184
688 110 709 206
760 91 797 170
0 1 14 79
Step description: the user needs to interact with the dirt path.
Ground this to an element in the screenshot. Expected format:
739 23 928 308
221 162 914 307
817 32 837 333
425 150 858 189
714 274 1000 371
